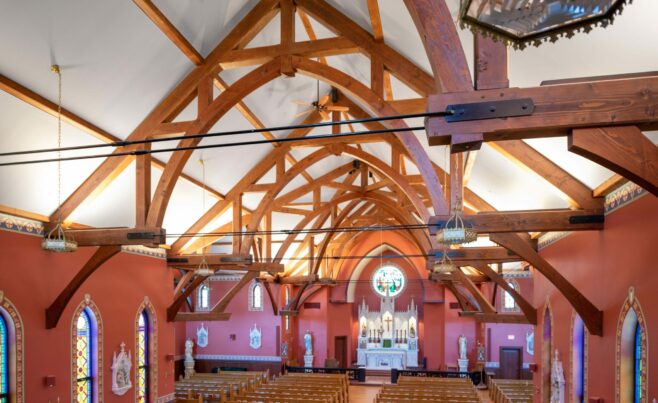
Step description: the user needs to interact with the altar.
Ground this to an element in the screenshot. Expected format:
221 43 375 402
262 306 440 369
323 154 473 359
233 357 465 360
356 294 419 370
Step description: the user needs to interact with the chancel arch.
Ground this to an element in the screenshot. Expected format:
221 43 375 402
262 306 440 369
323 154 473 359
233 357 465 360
0 292 24 403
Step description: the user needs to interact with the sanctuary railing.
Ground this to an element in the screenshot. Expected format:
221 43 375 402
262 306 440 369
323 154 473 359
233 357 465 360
391 368 482 385
284 365 367 382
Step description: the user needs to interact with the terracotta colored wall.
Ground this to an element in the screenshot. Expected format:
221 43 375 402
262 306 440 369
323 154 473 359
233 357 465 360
535 194 658 402
297 288 329 366
184 279 280 357
0 229 175 402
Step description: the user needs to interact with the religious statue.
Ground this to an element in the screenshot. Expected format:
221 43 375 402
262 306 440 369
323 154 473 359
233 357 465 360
361 322 367 337
250 324 262 349
184 338 195 362
526 330 534 355
196 323 208 348
304 330 313 356
458 334 468 360
550 349 565 403
111 343 132 395
409 323 416 338
477 341 485 362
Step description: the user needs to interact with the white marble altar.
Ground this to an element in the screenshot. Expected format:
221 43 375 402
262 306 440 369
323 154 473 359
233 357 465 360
356 295 418 369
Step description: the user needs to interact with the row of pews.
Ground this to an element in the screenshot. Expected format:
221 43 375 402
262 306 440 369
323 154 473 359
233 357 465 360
488 379 534 403
175 370 269 402
376 376 482 403
231 372 348 403
175 371 347 403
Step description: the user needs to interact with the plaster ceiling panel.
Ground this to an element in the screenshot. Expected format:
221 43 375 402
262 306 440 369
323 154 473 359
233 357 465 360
508 0 658 87
326 53 372 90
181 106 276 194
523 137 613 190
0 0 193 138
324 0 372 35
67 161 136 228
644 131 658 144
156 0 260 57
387 73 422 100
467 143 569 211
302 153 354 181
242 10 280 48
0 91 104 217
296 12 337 41
242 192 266 211
161 170 220 244
272 211 302 233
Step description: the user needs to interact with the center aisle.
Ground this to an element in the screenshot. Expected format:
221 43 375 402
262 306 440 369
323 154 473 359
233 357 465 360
349 384 380 403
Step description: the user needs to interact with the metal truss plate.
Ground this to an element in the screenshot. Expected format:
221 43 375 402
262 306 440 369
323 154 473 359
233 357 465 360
445 98 535 122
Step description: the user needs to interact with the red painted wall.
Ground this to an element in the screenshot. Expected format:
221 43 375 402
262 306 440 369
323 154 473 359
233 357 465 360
0 229 175 402
535 194 658 402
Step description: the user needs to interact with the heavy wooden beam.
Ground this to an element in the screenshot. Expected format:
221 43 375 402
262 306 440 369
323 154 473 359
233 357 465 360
491 232 602 335
429 209 604 234
133 0 204 65
452 267 496 313
474 34 508 91
427 247 521 266
45 245 121 328
135 144 151 226
219 37 358 69
280 0 296 76
427 75 658 145
233 194 243 253
569 126 658 196
460 312 530 324
66 227 166 247
472 263 537 325
168 259 284 273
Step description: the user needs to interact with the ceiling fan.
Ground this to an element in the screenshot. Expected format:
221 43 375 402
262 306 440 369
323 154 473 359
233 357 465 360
293 82 348 121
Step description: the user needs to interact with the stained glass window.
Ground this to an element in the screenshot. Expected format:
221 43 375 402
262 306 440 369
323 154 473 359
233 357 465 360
372 266 405 297
502 281 519 311
634 322 642 403
198 284 209 310
253 284 262 309
285 288 290 331
0 315 8 403
137 311 149 403
75 310 93 403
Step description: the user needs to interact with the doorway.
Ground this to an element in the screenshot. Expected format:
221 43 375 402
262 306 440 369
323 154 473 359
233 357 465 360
334 336 348 368
499 346 522 379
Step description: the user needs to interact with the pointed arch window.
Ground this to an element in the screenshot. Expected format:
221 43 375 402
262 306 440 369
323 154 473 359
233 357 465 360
197 283 210 311
284 287 290 331
501 280 520 312
633 322 642 403
617 289 647 403
0 315 7 403
137 310 150 403
571 314 587 403
75 310 94 402
249 282 263 311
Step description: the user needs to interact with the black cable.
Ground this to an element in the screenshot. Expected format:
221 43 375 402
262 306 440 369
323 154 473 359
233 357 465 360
0 110 451 158
165 222 436 239
0 126 424 167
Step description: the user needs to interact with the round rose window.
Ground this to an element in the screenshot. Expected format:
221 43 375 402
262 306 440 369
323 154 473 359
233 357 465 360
372 265 405 297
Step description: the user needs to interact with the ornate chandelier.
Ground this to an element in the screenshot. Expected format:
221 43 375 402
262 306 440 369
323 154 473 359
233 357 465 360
42 65 77 253
433 252 457 275
436 208 477 246
459 0 630 49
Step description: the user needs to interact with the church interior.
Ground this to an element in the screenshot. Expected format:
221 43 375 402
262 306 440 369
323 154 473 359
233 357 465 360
0 0 657 402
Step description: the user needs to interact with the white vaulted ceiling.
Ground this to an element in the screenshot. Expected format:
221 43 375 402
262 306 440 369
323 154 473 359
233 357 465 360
0 0 657 251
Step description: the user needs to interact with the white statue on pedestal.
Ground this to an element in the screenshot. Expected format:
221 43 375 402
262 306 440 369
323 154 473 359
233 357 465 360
458 334 468 360
304 331 313 355
111 343 132 395
184 338 195 379
550 349 565 403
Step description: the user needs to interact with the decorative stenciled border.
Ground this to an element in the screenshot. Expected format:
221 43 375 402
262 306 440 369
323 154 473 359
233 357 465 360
539 182 649 250
135 296 158 403
122 245 166 260
71 294 103 403
0 291 24 403
194 354 281 362
0 213 43 236
615 287 648 403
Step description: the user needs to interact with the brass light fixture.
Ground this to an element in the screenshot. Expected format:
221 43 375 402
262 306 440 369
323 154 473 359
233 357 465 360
459 0 630 49
436 208 477 246
433 252 457 275
42 65 77 253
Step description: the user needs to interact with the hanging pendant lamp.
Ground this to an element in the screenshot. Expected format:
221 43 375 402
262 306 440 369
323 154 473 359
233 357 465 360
42 65 77 253
436 208 477 246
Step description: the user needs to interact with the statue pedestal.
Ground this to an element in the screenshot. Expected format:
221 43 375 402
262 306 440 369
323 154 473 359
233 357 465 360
184 359 195 379
304 355 314 367
458 358 469 372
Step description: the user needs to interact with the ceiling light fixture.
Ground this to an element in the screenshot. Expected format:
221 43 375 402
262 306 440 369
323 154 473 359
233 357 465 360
194 158 213 277
459 0 630 49
42 65 77 253
436 208 477 246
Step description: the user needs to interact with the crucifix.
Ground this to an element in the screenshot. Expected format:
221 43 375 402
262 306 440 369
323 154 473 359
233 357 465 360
383 316 392 332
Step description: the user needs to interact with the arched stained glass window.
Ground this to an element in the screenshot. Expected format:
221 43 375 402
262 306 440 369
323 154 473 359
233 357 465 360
75 310 93 402
0 315 7 403
284 287 290 331
137 310 150 403
634 322 642 403
249 282 263 311
572 314 586 403
371 265 405 297
502 280 520 312
198 283 210 310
